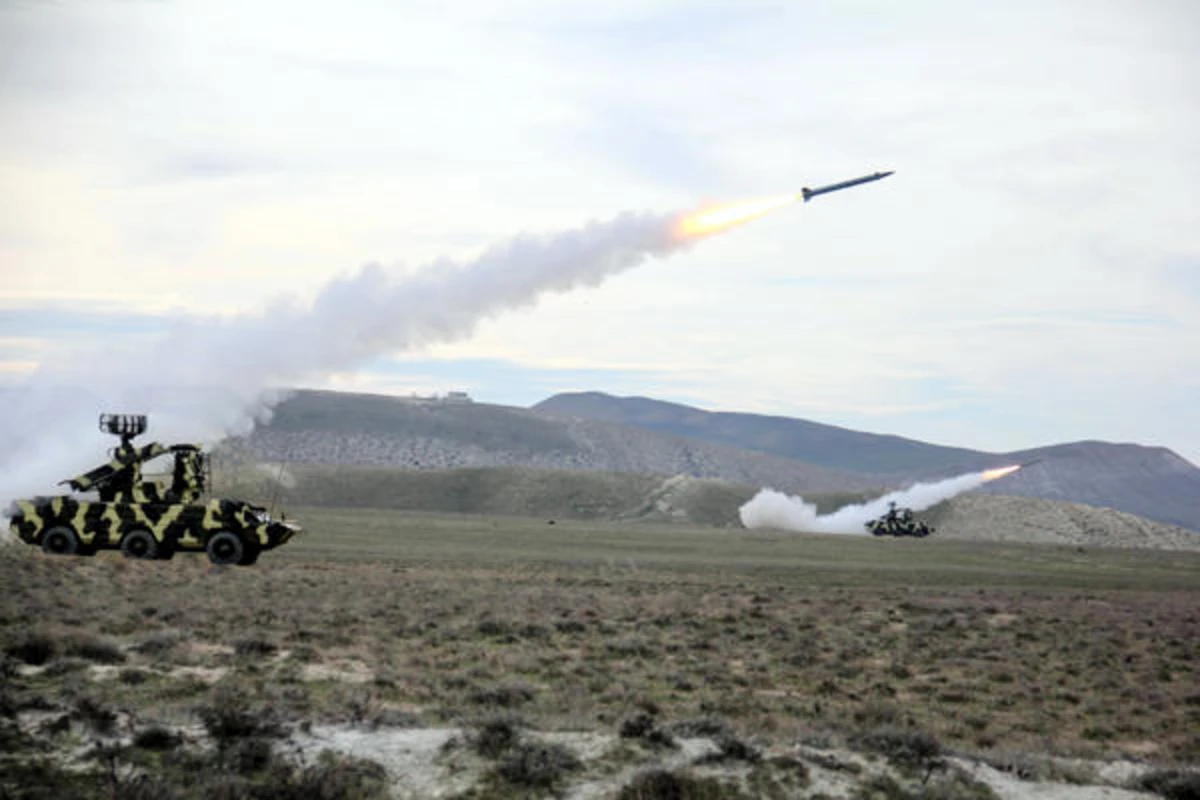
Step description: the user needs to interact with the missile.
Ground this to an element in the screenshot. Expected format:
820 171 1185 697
799 170 894 203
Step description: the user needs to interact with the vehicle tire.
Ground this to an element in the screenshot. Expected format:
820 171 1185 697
206 531 244 566
121 529 159 560
238 541 261 566
41 526 80 556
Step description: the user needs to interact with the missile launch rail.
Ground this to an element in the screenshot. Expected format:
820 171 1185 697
7 413 300 566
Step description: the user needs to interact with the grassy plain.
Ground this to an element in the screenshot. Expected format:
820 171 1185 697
2 508 1198 797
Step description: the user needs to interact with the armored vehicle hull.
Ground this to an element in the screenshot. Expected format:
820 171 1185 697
9 495 299 566
7 413 300 565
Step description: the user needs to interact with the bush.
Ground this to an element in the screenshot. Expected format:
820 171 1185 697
857 727 942 773
668 715 734 739
1136 769 1200 800
472 714 523 758
64 633 125 664
133 725 181 751
468 681 536 708
234 637 278 658
75 695 117 735
6 630 57 665
619 712 676 748
494 740 581 790
617 769 746 800
286 750 390 800
698 731 761 764
196 685 285 742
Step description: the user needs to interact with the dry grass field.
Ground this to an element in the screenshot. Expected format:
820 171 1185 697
2 508 1198 798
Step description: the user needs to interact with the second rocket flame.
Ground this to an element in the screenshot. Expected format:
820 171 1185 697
981 464 1021 482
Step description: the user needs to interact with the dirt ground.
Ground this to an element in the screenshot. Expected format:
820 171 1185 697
1 512 1197 798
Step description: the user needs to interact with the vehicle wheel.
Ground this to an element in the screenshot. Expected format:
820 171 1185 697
121 529 159 560
238 541 261 566
41 526 80 556
206 532 244 566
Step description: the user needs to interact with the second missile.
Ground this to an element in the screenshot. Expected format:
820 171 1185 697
799 170 894 203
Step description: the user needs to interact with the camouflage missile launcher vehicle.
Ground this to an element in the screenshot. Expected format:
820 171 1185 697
865 502 933 538
8 413 300 565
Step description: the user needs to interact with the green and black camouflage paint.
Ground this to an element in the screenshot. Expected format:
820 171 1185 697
9 430 299 563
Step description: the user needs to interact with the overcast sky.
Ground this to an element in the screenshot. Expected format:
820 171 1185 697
2 0 1198 464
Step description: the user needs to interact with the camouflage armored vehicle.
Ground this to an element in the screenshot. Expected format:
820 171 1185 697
8 414 300 565
865 502 933 538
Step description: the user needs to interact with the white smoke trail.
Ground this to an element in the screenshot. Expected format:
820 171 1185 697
1 209 695 506
739 470 1003 535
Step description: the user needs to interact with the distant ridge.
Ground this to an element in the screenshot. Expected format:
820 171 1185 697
239 390 876 495
533 391 981 473
533 392 1200 532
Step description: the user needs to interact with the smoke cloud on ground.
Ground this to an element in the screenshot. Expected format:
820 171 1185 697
739 470 1003 535
1 209 696 506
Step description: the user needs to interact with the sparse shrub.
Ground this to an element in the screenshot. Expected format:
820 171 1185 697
130 631 181 658
854 773 912 800
494 740 581 790
0 653 19 680
554 619 586 634
6 629 58 665
468 681 536 708
857 727 942 775
228 736 275 774
42 656 90 677
1136 769 1200 800
697 731 761 764
371 706 421 728
75 695 117 735
119 667 151 685
39 713 71 735
476 618 514 638
854 700 903 728
63 632 125 664
668 715 733 739
234 636 278 658
924 769 999 800
284 749 390 799
620 711 677 748
133 725 181 751
197 684 285 742
472 713 523 758
617 768 747 799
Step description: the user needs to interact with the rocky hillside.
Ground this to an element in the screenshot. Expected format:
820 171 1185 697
235 390 877 494
534 392 1200 532
533 391 982 473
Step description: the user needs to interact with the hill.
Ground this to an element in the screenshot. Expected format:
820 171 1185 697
534 392 1200 532
533 391 981 473
235 389 876 494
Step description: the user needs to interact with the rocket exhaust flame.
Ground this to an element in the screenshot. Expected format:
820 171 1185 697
740 464 1023 536
674 195 796 238
981 464 1021 482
